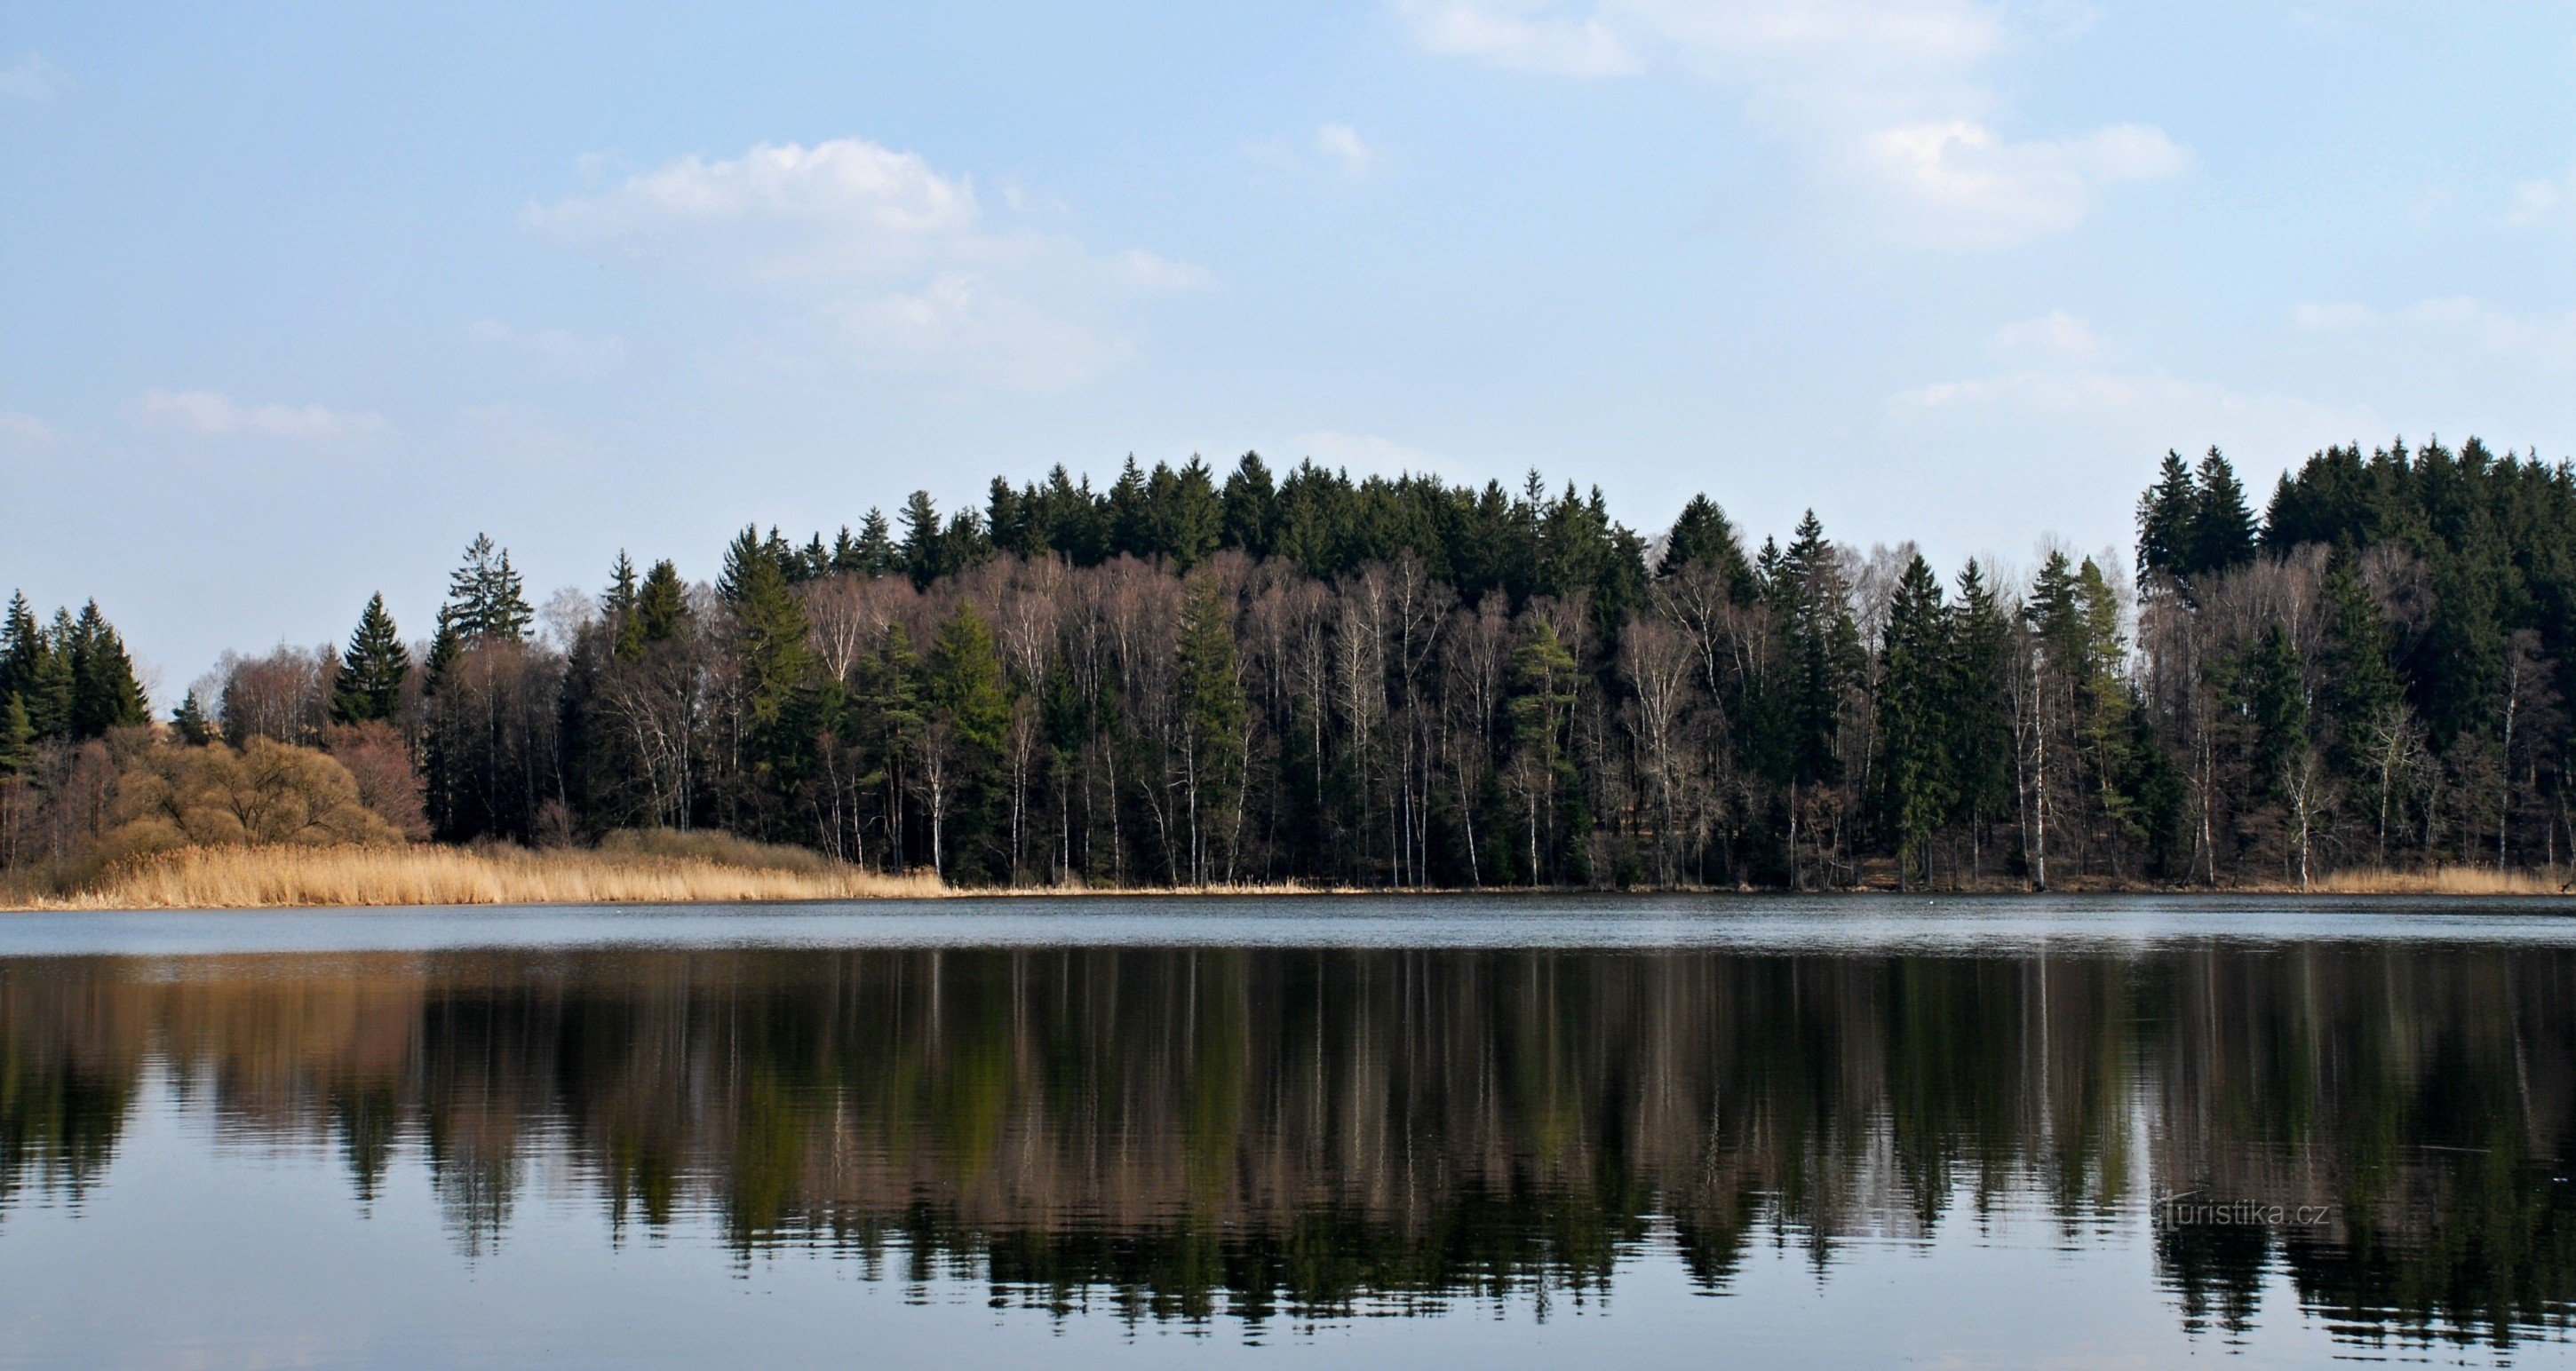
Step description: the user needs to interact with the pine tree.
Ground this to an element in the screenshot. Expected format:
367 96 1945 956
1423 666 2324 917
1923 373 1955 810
67 601 147 738
1878 555 1954 886
170 688 217 746
332 593 410 724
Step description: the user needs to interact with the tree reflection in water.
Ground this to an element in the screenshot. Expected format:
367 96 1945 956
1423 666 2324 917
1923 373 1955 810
0 945 2570 1346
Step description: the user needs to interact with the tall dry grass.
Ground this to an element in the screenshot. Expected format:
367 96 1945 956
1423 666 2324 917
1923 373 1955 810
2310 865 2572 896
9 839 943 911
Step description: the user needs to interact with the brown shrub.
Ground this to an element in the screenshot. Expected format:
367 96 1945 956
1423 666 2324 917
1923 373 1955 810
109 739 400 857
326 721 430 840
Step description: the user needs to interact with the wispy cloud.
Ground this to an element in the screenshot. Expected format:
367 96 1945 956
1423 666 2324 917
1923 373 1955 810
2505 167 2576 228
1395 0 2188 247
526 137 1205 392
0 53 66 102
467 320 627 378
0 409 58 444
131 390 391 441
1316 123 1379 180
2294 297 2576 368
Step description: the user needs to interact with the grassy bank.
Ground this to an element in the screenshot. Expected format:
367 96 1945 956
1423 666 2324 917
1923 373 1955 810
5 831 942 910
2308 865 2572 896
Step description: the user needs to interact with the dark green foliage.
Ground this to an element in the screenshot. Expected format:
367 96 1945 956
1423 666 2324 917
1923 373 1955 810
1658 494 1753 598
332 593 409 724
66 602 147 738
443 535 533 643
170 689 216 747
1877 556 1952 884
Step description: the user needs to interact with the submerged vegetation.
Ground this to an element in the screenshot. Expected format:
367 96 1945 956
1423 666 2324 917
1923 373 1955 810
6 438 2576 894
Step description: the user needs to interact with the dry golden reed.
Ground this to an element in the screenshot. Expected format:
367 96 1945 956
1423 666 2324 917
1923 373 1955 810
11 842 943 911
2310 865 2571 896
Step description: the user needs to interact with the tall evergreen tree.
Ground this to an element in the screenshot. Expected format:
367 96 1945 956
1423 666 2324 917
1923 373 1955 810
2135 450 2198 584
1658 494 1754 598
2187 448 2259 578
900 492 944 589
444 534 534 643
924 600 1010 879
1175 577 1248 884
170 688 217 746
1877 556 1954 885
67 601 147 738
332 593 410 724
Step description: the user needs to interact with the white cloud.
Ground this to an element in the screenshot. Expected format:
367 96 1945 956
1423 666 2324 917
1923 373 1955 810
1868 121 2189 246
2293 297 2576 368
1993 310 2106 364
1893 317 2370 466
1396 0 2187 246
0 53 65 102
526 137 1202 391
131 390 391 442
1316 123 1379 180
2506 168 2574 228
0 409 57 444
467 319 627 377
1395 0 1636 75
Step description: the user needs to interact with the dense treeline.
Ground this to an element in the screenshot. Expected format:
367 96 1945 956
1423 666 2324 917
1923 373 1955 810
4 440 2573 889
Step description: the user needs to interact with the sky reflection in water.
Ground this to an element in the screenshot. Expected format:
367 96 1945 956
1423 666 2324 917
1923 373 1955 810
1 899 2572 1367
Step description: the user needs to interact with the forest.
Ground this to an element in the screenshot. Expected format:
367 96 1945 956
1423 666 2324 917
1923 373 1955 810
4 436 2572 891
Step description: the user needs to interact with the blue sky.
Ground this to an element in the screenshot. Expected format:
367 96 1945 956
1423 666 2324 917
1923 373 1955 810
4 1 2573 697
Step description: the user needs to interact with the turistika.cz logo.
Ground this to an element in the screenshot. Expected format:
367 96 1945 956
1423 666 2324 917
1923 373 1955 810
2152 1190 2333 1229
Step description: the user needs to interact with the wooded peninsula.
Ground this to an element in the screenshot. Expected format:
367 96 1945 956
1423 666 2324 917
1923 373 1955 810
4 437 2572 902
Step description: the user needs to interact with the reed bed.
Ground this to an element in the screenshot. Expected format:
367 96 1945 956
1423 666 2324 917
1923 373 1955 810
11 841 943 911
2310 865 2572 896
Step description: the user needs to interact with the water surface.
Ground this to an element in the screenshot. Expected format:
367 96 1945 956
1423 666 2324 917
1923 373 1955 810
3 896 2572 1367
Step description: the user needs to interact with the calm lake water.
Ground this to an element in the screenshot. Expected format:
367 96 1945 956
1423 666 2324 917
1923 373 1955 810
4 895 2574 1367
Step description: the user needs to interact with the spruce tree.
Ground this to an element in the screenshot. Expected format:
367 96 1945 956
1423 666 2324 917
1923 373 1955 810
1946 560 2017 868
1878 555 1954 886
1658 495 1754 598
333 592 410 724
1175 578 1248 883
635 560 689 646
170 689 217 746
602 551 639 620
67 601 147 738
855 509 897 577
900 492 942 589
2187 448 2258 578
720 527 816 807
1220 452 1279 558
0 692 31 774
445 534 534 642
1508 619 1584 885
2135 450 2198 585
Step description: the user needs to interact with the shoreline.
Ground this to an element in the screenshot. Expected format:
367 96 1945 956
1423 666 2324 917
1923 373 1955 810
4 842 2572 911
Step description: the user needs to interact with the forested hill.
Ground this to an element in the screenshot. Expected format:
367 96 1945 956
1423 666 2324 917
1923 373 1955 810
5 438 2573 891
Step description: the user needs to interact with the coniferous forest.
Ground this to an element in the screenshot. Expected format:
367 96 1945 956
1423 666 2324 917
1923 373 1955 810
6 437 2575 891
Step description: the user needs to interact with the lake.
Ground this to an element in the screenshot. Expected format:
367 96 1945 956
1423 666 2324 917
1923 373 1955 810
3 895 2572 1367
